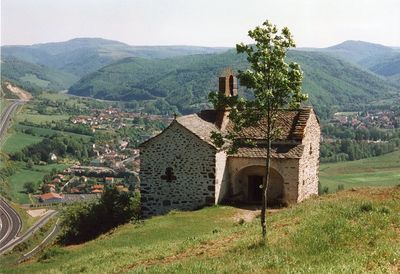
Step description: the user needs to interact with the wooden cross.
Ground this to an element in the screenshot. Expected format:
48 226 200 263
161 167 176 182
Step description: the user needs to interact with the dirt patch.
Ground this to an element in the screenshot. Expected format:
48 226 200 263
233 208 260 223
27 209 48 218
116 232 242 273
330 187 400 202
5 82 32 101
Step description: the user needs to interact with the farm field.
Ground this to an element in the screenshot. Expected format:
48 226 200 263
13 124 92 140
17 112 70 124
7 162 68 204
320 150 400 192
1 187 399 273
2 132 43 154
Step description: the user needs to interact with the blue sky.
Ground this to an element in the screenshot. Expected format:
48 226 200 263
1 0 399 47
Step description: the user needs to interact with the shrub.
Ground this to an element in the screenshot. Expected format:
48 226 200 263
57 187 140 245
359 202 373 212
337 184 345 192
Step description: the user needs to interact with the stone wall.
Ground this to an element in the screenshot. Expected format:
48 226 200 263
140 121 216 216
215 151 229 203
298 110 320 201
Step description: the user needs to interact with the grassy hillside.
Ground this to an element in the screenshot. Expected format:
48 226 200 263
69 49 399 117
1 38 230 78
320 149 400 192
1 57 78 93
2 187 399 273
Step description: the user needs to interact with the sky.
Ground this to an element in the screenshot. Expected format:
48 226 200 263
1 0 399 48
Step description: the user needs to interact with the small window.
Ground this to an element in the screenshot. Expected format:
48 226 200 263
161 167 176 182
309 144 313 155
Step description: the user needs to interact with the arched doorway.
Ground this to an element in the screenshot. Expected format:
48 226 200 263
233 165 284 206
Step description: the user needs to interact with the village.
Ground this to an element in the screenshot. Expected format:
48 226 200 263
331 109 400 129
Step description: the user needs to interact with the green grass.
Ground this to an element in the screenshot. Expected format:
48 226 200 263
1 187 399 273
20 74 51 88
1 132 43 154
0 99 11 113
17 112 69 124
320 150 400 192
7 162 68 204
14 124 92 140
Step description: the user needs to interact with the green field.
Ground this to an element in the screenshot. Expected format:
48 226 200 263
7 162 68 204
14 124 92 140
320 150 400 192
17 112 70 124
2 132 43 154
1 187 399 273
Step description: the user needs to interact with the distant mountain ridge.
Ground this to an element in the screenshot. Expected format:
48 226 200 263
1 38 230 77
1 38 399 118
300 40 400 83
68 49 399 118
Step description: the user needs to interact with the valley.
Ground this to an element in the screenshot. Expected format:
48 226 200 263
1 38 400 273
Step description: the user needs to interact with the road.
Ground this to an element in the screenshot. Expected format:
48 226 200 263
0 100 22 142
0 209 57 254
0 198 22 250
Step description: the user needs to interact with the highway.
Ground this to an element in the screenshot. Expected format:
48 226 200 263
0 209 57 254
0 198 22 250
0 100 22 142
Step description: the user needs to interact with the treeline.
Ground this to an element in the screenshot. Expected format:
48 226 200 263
321 139 400 162
58 187 140 245
20 120 94 136
11 135 94 163
322 124 394 141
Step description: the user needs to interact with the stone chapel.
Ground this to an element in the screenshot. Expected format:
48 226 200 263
139 72 320 216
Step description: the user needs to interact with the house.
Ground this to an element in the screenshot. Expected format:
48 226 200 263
39 193 63 203
49 153 57 162
105 177 114 184
139 72 320 217
91 184 104 193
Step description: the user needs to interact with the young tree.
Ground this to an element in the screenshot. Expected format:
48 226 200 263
209 20 307 240
23 181 36 193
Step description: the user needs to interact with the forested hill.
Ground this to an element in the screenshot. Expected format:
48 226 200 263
68 49 399 118
1 38 230 78
1 57 78 94
302 40 400 83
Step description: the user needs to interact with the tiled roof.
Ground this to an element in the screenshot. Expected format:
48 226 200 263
230 145 304 159
40 192 63 200
225 109 311 141
175 114 220 146
139 108 313 160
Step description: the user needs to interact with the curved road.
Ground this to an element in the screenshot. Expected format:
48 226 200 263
0 100 22 141
0 198 22 249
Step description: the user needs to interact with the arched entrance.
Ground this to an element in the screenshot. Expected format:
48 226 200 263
233 165 284 206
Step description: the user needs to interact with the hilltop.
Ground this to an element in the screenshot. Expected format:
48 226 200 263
1 186 399 273
1 38 230 78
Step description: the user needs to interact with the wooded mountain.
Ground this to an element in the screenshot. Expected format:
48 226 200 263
1 38 229 77
304 41 400 83
69 49 399 118
1 57 78 94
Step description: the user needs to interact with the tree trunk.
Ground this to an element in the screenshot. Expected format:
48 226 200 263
261 137 271 241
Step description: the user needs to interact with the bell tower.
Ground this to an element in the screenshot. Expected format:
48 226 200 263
218 68 238 97
216 68 237 130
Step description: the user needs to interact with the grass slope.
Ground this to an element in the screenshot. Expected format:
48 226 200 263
2 187 399 273
1 132 43 154
320 150 400 192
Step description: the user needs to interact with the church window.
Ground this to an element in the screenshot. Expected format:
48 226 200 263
161 167 176 182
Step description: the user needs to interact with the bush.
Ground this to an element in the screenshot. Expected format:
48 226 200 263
57 187 140 245
337 184 345 192
359 202 373 212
